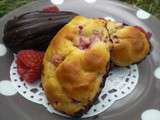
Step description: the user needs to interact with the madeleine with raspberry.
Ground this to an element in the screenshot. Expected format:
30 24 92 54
42 16 111 116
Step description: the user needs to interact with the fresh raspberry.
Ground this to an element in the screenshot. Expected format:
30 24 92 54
16 50 45 83
16 59 28 77
21 69 41 83
17 50 44 68
43 5 59 13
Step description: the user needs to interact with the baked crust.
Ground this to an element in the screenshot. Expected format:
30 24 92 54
107 21 151 66
42 17 151 116
42 16 111 116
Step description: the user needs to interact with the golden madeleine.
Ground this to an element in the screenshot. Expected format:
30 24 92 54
107 21 151 66
42 16 111 116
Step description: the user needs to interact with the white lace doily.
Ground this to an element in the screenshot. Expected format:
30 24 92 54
10 57 139 118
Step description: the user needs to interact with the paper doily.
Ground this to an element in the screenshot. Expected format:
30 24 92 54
10 57 139 118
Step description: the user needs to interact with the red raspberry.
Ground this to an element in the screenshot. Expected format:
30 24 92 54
16 50 45 83
21 69 41 83
16 59 28 77
43 5 59 13
17 50 44 68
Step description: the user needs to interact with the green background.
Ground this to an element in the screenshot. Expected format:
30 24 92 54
0 0 160 19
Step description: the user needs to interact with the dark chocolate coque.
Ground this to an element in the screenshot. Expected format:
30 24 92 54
3 11 78 53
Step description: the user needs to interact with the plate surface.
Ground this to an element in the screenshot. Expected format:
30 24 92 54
0 0 160 120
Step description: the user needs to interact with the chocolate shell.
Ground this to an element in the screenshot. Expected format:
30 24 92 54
3 11 78 53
